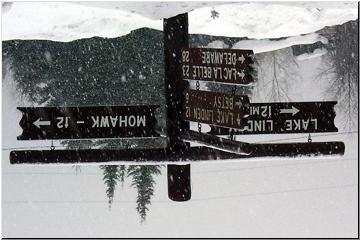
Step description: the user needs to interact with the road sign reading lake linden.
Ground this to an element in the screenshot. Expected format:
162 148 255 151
181 48 254 85
210 101 338 134
17 106 159 140
183 89 250 129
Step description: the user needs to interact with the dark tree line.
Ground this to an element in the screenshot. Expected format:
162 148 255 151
2 28 169 147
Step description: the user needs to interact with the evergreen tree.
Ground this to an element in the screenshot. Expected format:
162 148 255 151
253 48 299 102
319 21 358 131
100 165 121 209
127 165 162 222
72 165 81 175
118 165 127 186
99 165 127 210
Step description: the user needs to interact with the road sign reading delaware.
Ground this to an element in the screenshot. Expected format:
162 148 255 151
181 48 254 85
17 106 159 140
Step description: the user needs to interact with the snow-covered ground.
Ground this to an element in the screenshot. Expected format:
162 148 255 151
2 2 358 41
1 1 358 238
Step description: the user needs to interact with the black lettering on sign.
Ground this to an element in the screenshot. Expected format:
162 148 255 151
183 89 250 129
17 105 159 140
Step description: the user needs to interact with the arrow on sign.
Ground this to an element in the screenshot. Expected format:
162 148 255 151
238 55 245 64
33 119 51 128
237 70 245 79
280 106 300 116
235 100 242 109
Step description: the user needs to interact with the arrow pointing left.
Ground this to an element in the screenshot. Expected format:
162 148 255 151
33 118 51 128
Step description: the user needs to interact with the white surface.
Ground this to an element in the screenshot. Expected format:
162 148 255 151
1 2 358 41
232 33 328 53
2 156 358 238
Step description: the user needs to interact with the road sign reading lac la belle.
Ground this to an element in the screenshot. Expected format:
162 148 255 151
181 48 254 85
17 106 159 140
183 89 250 129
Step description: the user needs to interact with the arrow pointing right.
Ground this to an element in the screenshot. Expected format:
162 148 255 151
34 118 51 128
235 100 242 109
280 106 300 116
238 55 245 64
237 70 245 79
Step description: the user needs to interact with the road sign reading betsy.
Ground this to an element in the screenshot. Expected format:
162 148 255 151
210 101 338 134
181 48 254 84
17 106 159 140
183 89 250 129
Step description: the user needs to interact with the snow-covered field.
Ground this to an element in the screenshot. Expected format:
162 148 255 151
1 1 358 238
2 2 358 41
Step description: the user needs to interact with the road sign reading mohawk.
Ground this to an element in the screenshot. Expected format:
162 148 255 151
17 106 159 140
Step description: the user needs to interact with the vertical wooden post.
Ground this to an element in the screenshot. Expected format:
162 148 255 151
167 164 191 201
163 13 191 201
163 13 189 150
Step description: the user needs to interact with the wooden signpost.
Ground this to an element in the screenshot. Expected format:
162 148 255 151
8 12 346 203
10 13 345 162
163 13 191 202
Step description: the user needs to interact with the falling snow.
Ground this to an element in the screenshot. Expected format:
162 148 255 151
1 2 358 238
